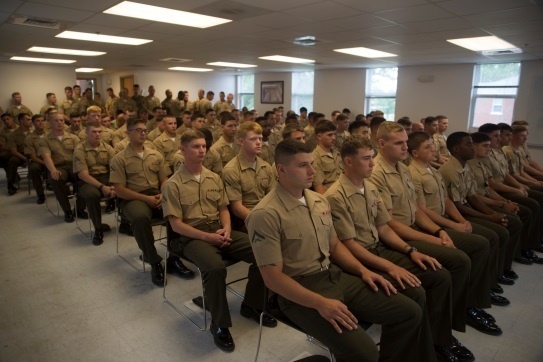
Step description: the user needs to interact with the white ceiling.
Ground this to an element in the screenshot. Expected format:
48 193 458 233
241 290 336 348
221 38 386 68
0 0 542 74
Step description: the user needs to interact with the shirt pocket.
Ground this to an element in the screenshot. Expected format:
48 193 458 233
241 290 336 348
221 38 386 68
206 190 221 202
97 151 109 166
63 138 75 151
180 194 199 206
149 162 160 173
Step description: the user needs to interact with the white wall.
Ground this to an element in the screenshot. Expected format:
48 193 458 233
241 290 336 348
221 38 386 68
396 64 474 133
254 72 292 115
314 69 366 118
0 62 76 114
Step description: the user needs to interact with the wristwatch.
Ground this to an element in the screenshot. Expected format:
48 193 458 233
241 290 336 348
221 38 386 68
406 246 418 256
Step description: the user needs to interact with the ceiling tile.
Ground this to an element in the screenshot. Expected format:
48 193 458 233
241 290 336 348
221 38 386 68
31 0 117 12
227 0 322 12
405 17 473 33
375 4 454 23
437 0 534 16
322 14 398 30
465 6 543 28
82 13 150 29
284 1 364 21
0 0 21 13
16 2 94 22
242 12 310 28
334 0 428 13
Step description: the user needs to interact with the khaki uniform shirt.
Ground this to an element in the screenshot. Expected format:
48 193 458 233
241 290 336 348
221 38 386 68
520 144 531 166
467 159 492 196
325 175 390 249
147 127 163 142
66 126 83 136
259 143 273 165
60 99 82 116
433 133 450 157
7 127 30 154
73 140 114 176
40 104 58 117
24 131 46 157
144 96 161 112
371 139 379 158
0 127 17 149
213 101 225 114
304 125 314 140
112 98 137 114
113 124 127 144
334 131 350 150
176 123 189 135
146 118 158 132
218 102 236 115
268 126 283 155
312 146 343 188
109 144 167 193
198 99 213 115
203 122 219 133
483 149 508 184
210 136 240 167
7 104 32 119
171 149 223 175
78 127 115 147
114 138 155 154
161 164 228 227
221 154 275 210
132 95 146 112
39 132 80 167
246 184 333 278
439 156 477 205
153 132 181 169
409 161 447 216
370 153 418 226
161 98 176 114
105 96 118 114
299 117 309 129
502 146 524 175
212 127 223 143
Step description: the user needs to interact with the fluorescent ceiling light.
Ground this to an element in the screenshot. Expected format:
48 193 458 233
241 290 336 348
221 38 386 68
169 67 213 72
103 1 231 29
56 31 151 45
207 62 257 68
11 56 76 64
258 55 315 64
334 47 397 58
76 68 103 72
447 36 517 51
28 46 106 56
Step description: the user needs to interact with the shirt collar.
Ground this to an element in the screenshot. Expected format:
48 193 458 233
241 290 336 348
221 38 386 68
178 164 214 184
275 183 322 211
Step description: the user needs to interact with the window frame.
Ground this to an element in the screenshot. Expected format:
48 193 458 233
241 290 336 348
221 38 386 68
365 67 398 121
236 74 255 110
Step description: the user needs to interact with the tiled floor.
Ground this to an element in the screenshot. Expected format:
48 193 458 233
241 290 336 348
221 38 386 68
1 173 542 361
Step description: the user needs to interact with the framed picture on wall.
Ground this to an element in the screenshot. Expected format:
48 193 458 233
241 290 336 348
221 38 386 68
261 81 284 104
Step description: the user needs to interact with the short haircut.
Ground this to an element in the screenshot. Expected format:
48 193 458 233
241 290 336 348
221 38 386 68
163 115 176 123
397 117 412 127
17 113 29 121
87 105 101 114
124 106 135 113
315 119 336 135
348 120 369 134
308 112 316 120
255 116 267 123
354 114 366 122
342 108 351 114
478 123 500 133
264 111 274 119
220 111 236 125
407 131 430 154
370 116 386 131
191 112 204 121
282 124 304 140
497 123 512 132
65 86 72 91
11 92 20 98
446 131 469 152
373 110 384 117
200 127 214 149
336 113 349 122
436 115 448 121
376 121 405 141
126 116 143 129
69 112 81 119
138 108 148 115
471 132 491 144
73 85 80 89
424 116 437 125
86 119 101 129
274 139 311 166
106 87 113 92
238 121 263 139
152 106 162 113
512 125 528 134
115 110 124 117
314 113 325 120
285 114 298 124
512 120 529 126
45 108 58 118
207 91 214 96
243 111 254 118
181 129 205 145
133 84 140 88
340 136 373 160
182 110 192 117
300 107 307 113
177 90 185 98
32 114 43 122
95 92 101 96
46 92 54 98
205 108 215 115
331 110 341 117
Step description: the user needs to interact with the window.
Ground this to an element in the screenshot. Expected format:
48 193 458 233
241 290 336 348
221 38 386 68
365 67 398 121
291 71 314 112
237 74 255 110
470 63 520 128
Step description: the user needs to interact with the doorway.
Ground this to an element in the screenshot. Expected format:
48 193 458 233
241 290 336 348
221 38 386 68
120 75 135 96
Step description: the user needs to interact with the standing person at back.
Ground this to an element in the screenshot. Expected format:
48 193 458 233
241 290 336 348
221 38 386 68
312 119 343 194
210 112 239 167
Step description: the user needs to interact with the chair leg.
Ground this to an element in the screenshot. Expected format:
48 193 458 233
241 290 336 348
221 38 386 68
162 249 208 331
115 211 145 272
254 312 265 362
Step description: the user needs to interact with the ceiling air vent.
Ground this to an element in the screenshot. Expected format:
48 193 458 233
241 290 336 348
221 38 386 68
9 15 64 29
482 48 523 56
160 58 191 63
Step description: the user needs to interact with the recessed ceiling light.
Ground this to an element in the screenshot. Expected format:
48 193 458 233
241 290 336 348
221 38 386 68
28 46 106 56
56 31 152 45
207 62 257 68
104 1 231 29
258 55 315 64
294 36 317 46
169 67 213 72
11 56 76 64
76 68 103 72
334 47 397 58
447 36 517 51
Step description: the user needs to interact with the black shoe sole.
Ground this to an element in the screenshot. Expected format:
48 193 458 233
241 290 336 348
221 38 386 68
466 319 502 336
